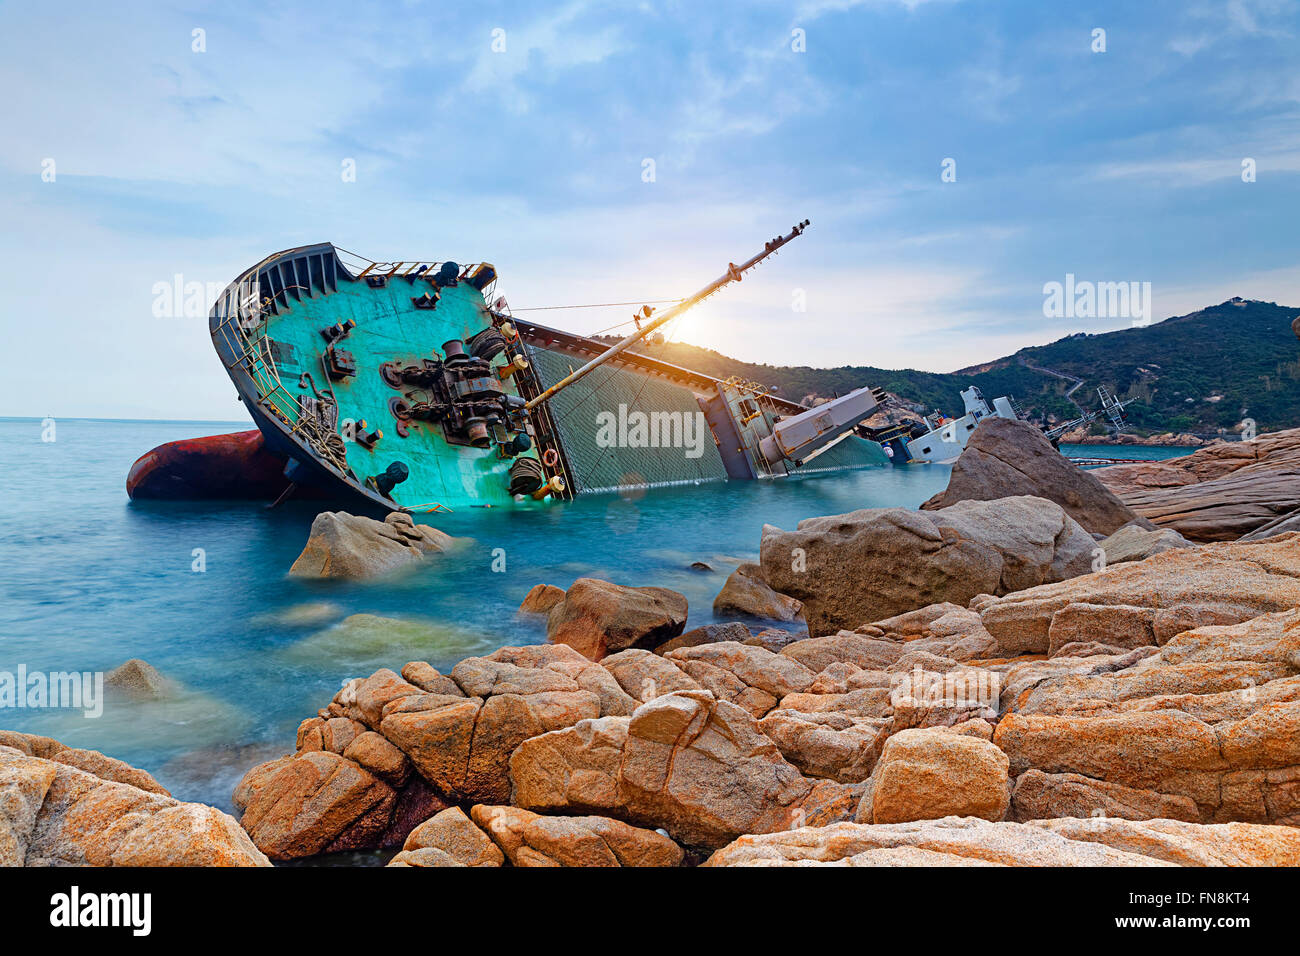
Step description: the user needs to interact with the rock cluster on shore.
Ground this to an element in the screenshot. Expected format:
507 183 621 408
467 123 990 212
10 422 1300 868
919 417 1151 536
1095 428 1300 541
1058 428 1206 447
0 731 268 866
224 475 1300 865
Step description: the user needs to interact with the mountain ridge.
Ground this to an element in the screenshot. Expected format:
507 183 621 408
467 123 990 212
616 299 1300 434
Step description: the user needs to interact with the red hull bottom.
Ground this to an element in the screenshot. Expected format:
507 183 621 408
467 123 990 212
126 430 291 500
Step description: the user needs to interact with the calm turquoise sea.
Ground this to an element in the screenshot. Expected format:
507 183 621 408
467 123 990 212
1059 443 1198 462
0 418 1188 810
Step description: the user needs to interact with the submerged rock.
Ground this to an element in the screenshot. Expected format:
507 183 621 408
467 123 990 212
104 658 178 701
289 511 460 579
518 584 565 616
761 495 1096 637
545 577 688 661
281 613 484 675
26 666 252 757
920 416 1148 536
250 602 344 628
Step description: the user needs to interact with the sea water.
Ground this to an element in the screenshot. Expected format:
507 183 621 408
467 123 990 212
0 417 1188 810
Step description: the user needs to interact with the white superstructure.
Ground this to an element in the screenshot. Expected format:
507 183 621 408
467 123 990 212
906 386 1020 463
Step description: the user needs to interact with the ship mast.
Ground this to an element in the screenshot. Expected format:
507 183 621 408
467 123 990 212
523 220 810 410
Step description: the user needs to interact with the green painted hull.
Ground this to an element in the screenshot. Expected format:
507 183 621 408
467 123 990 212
208 242 892 515
210 245 551 513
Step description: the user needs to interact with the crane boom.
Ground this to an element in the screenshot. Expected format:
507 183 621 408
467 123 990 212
523 220 810 411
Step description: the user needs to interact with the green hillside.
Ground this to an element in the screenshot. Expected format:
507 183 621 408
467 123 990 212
620 299 1300 435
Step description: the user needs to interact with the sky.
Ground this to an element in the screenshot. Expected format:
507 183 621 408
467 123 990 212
1 0 1298 420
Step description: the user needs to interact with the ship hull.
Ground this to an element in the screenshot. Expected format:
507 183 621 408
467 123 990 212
146 242 894 513
127 430 290 500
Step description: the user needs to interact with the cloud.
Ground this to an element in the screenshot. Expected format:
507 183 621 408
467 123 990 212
1 0 1297 419
459 2 626 113
795 0 958 19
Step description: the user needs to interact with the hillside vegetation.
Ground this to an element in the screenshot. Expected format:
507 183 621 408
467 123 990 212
620 299 1300 434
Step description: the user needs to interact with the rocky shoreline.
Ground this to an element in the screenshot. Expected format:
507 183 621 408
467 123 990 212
6 421 1300 867
1056 430 1209 447
1095 427 1300 541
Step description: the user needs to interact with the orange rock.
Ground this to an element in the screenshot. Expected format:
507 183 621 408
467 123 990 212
601 648 704 703
518 583 565 616
343 731 411 786
978 543 1300 655
867 728 1010 824
355 668 427 729
1095 429 1300 541
237 751 395 860
1010 769 1200 822
394 806 503 867
546 577 688 660
757 709 886 783
509 715 628 814
0 750 56 866
620 691 812 847
2 748 267 867
470 805 683 867
400 661 464 696
1031 816 1300 866
511 690 812 848
704 816 1300 866
995 709 1224 794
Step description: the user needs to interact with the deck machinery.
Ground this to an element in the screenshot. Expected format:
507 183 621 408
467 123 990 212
134 223 893 512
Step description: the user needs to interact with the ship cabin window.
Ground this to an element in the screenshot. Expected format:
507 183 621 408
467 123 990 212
921 447 931 454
